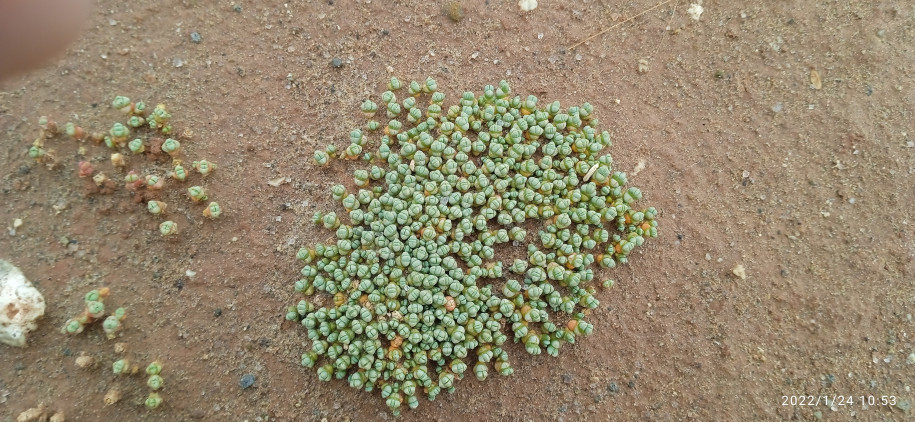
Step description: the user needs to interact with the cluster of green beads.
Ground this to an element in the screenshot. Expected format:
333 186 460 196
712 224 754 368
292 78 658 415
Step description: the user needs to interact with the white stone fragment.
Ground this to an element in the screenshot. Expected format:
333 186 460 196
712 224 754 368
518 0 537 12
687 3 704 21
0 259 46 347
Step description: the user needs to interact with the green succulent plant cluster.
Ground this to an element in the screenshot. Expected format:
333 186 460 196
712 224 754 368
61 287 127 339
290 77 658 415
27 99 223 237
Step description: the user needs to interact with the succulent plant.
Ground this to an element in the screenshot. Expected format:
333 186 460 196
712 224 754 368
305 78 657 415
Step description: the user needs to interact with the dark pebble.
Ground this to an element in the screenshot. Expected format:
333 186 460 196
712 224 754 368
63 348 72 357
331 58 343 68
627 380 636 389
213 308 222 317
174 279 184 290
608 382 619 393
233 5 242 12
240 374 256 389
561 373 573 384
190 32 202 43
18 165 30 175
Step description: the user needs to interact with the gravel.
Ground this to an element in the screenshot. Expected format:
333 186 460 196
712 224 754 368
240 374 256 389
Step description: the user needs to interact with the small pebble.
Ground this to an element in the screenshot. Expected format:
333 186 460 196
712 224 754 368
561 373 573 384
190 32 202 43
607 382 620 393
331 58 343 68
772 103 783 113
240 374 256 389
637 59 650 73
732 264 747 280
906 352 915 365
214 308 223 317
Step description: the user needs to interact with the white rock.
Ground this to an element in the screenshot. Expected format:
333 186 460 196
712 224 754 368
687 3 704 21
518 0 537 12
0 259 46 347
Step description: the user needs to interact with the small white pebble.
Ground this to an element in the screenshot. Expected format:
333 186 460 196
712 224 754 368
848 198 856 204
185 269 197 278
638 59 650 73
518 0 537 12
231 237 238 242
687 3 704 21
12 218 22 229
537 33 543 40
732 264 747 280
632 159 647 176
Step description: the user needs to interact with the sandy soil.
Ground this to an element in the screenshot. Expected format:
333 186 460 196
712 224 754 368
1 1 913 421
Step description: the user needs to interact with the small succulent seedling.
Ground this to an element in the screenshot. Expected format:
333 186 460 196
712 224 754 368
187 186 207 202
109 123 129 144
145 175 164 190
147 201 167 215
127 115 146 128
112 358 134 375
159 221 178 236
65 122 85 139
161 138 180 156
169 164 187 182
146 361 163 376
202 202 222 218
124 171 143 190
313 150 329 166
147 374 164 390
145 393 163 409
38 115 59 135
28 145 46 160
388 77 403 91
112 96 133 114
192 160 216 176
128 138 145 154
133 101 147 116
